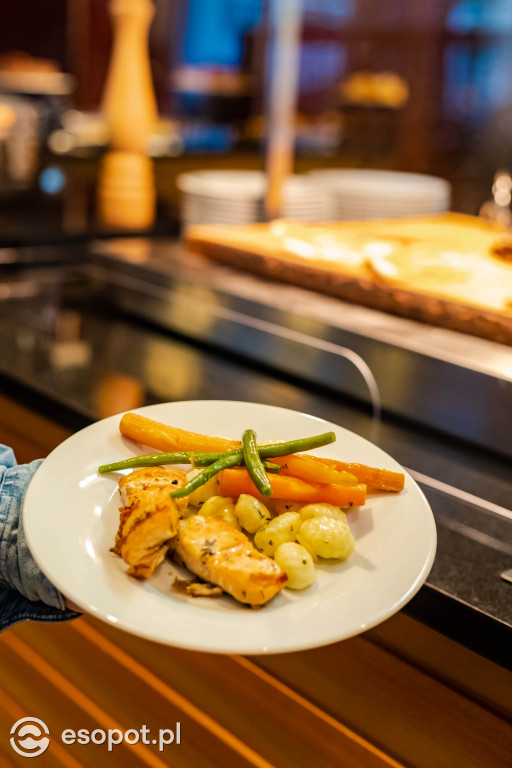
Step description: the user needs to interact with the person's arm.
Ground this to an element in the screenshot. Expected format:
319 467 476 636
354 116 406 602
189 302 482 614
0 444 81 632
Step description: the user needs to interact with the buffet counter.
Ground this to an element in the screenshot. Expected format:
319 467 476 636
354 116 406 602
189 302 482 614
0 249 510 768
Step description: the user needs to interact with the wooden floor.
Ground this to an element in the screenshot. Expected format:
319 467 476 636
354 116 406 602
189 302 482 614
1 612 511 768
0 395 511 768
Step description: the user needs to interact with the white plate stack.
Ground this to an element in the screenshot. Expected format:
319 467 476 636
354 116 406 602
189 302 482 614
177 170 329 227
308 169 451 220
281 175 329 221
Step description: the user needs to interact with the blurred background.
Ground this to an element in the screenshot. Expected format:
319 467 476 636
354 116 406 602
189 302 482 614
2 0 512 241
1 10 512 765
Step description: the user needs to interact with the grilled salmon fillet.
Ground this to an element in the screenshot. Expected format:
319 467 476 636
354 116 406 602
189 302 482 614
171 515 288 606
112 466 187 579
118 466 189 513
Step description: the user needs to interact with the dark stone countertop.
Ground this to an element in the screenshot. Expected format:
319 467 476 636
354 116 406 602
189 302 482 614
0 258 510 668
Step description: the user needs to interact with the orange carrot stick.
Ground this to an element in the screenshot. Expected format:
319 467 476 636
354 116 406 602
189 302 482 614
119 414 403 493
273 454 358 486
119 413 240 453
216 468 367 508
307 456 404 492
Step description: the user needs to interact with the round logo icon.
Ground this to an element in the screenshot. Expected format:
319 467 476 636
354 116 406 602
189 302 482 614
10 718 50 758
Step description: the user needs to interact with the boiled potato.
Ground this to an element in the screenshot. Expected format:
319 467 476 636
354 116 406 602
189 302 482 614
268 499 303 516
274 542 316 590
199 495 240 529
299 516 355 560
296 532 318 562
186 469 219 507
234 494 271 533
299 503 347 523
254 511 301 557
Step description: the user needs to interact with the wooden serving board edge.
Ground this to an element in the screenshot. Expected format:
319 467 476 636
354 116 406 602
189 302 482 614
188 236 512 347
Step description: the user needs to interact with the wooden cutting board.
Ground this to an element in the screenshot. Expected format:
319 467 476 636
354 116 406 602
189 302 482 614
186 214 512 346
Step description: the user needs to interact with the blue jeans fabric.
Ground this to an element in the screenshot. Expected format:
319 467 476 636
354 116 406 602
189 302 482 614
0 444 80 632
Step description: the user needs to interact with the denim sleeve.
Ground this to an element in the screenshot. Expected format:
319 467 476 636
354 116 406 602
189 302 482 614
0 444 80 632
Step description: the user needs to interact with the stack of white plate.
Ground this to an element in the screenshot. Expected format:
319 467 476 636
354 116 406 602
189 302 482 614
308 169 451 220
178 170 329 227
282 175 329 221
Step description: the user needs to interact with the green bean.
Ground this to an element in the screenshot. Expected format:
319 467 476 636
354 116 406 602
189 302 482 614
98 451 200 474
263 460 281 473
192 431 336 466
242 429 273 497
98 448 246 474
99 452 191 473
99 431 335 477
99 451 281 475
190 451 240 467
170 431 334 499
258 431 336 458
169 452 243 499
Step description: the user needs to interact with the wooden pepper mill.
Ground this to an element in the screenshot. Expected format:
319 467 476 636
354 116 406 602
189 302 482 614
98 0 158 229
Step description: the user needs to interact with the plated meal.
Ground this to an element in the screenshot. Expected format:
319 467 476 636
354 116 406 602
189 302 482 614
23 401 436 653
102 412 404 607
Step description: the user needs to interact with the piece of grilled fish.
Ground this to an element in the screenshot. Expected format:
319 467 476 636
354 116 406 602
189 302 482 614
118 466 189 513
171 515 287 606
112 466 187 579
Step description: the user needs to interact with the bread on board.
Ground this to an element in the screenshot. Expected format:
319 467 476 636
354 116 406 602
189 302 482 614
186 214 512 345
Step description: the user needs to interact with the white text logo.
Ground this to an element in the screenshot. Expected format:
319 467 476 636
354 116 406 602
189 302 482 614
62 724 181 752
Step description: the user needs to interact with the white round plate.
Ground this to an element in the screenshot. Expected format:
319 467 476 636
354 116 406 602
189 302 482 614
23 401 436 654
309 168 451 197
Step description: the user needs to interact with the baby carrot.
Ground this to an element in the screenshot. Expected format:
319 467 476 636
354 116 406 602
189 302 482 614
306 456 404 492
273 454 358 486
120 412 240 453
216 468 367 508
